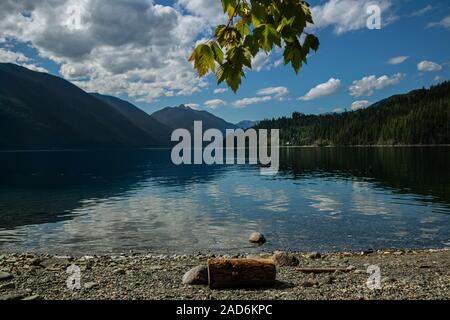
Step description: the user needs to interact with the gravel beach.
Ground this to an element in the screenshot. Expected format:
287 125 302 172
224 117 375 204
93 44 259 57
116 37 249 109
1 249 449 300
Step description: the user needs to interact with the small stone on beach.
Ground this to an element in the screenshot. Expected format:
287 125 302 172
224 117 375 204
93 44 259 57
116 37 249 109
40 257 70 269
0 272 13 281
306 252 321 260
272 251 299 267
84 282 99 290
22 295 41 301
301 280 318 288
113 268 126 275
0 283 15 290
0 293 23 301
182 265 208 285
320 276 335 285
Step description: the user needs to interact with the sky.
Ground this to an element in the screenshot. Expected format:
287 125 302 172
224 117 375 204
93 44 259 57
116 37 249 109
0 0 449 124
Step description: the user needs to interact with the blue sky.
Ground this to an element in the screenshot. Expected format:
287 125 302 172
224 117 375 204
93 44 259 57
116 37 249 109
0 0 449 123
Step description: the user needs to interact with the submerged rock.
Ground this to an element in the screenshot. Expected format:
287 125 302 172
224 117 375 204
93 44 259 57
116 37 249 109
249 232 266 244
272 251 299 267
182 265 208 285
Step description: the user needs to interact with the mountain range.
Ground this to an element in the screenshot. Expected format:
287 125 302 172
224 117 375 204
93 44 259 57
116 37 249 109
0 63 163 149
235 120 259 129
1 63 449 149
0 63 238 150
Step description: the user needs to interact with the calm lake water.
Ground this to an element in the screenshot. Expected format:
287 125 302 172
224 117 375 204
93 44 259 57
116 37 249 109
0 147 449 255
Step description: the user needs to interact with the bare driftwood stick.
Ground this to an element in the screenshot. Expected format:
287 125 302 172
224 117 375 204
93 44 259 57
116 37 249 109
296 267 354 274
208 259 276 289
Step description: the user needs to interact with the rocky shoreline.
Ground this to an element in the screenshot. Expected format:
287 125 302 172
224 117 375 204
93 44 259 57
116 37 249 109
1 248 449 300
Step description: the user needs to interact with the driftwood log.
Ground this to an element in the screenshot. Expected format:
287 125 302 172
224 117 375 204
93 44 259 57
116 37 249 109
207 259 276 289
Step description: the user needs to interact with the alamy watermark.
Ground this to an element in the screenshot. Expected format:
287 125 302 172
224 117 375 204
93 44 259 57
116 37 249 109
62 3 382 31
66 264 81 290
367 5 382 30
171 121 280 176
366 265 382 290
65 5 83 30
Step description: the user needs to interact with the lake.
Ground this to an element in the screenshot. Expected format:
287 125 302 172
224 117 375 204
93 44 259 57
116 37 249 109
0 147 449 255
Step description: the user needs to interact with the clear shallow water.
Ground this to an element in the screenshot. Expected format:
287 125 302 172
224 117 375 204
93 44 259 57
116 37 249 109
0 147 449 255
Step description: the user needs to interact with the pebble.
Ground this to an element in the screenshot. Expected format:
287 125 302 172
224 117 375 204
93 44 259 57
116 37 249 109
22 295 41 301
40 257 70 268
0 272 13 281
301 280 318 288
84 282 99 290
0 293 23 301
28 258 41 266
272 251 300 267
148 265 163 271
320 276 335 285
113 268 126 275
249 232 266 244
353 269 365 274
306 252 321 260
182 265 208 285
382 277 397 283
0 283 15 290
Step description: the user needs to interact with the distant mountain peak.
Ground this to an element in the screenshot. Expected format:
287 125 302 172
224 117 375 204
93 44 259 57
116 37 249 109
151 104 237 133
236 120 259 129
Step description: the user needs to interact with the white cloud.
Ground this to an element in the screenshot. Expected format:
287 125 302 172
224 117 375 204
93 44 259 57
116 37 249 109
417 60 442 72
176 0 226 26
231 86 289 108
252 51 272 72
257 87 289 100
233 96 272 108
310 0 395 35
213 88 228 94
409 5 433 17
333 108 344 113
0 48 29 63
274 58 284 68
428 15 450 29
0 0 211 102
0 48 48 73
204 99 226 109
349 73 403 97
20 63 48 73
351 100 370 111
299 78 341 101
388 56 408 65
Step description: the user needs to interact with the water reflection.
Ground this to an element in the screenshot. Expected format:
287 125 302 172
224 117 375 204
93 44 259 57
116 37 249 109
0 147 449 254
